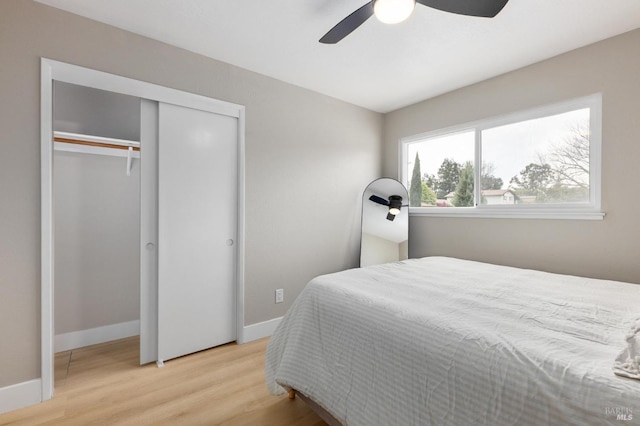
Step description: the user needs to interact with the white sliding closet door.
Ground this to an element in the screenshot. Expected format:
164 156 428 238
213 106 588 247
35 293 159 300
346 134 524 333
140 99 159 365
157 102 237 362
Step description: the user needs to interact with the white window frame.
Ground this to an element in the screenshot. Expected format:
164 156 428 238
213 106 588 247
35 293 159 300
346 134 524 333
399 94 604 220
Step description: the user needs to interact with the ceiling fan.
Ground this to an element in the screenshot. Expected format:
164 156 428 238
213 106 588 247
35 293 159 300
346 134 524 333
319 0 509 44
369 194 407 221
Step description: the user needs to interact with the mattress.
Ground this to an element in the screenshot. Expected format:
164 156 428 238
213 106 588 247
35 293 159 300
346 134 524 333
265 257 640 425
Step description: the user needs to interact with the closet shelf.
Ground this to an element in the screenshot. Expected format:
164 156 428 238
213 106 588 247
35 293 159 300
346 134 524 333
54 131 140 175
53 131 140 151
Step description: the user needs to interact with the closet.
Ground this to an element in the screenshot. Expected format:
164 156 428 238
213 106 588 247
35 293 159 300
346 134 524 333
53 82 142 355
51 80 237 371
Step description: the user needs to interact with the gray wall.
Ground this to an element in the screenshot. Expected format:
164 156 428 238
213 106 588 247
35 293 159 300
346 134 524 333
383 29 640 285
54 81 141 141
0 0 382 388
54 151 140 334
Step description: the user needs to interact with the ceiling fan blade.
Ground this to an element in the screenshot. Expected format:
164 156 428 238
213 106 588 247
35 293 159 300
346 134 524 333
319 1 374 44
369 194 390 206
416 0 509 18
386 212 396 221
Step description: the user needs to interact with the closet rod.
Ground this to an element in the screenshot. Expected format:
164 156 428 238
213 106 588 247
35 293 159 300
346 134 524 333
53 137 140 152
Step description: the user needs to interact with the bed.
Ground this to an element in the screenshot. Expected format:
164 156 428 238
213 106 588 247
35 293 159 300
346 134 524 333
265 257 640 425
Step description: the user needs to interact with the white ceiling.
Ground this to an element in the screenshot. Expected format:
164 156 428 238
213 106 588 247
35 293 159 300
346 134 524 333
35 0 640 113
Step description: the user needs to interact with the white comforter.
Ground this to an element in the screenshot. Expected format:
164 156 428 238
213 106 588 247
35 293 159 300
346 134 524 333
265 257 640 425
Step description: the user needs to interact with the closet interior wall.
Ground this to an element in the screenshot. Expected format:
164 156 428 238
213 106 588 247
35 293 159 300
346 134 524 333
53 81 141 352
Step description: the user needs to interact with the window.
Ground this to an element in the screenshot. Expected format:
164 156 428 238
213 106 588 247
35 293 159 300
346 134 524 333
400 94 603 219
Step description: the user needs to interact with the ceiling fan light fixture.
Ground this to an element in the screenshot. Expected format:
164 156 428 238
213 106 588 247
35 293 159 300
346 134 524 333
374 0 416 24
388 195 403 215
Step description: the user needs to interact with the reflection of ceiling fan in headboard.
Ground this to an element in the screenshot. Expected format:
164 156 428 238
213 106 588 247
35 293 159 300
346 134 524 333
320 0 509 44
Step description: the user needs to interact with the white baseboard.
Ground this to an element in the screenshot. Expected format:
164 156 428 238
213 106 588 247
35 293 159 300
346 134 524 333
0 379 42 414
55 320 140 352
240 317 282 343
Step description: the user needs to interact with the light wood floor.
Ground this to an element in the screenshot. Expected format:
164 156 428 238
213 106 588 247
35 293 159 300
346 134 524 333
0 337 325 425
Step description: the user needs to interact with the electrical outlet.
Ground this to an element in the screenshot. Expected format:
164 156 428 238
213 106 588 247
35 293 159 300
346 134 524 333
275 288 284 304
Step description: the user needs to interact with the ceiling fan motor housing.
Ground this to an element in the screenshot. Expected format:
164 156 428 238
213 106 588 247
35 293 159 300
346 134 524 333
389 195 403 210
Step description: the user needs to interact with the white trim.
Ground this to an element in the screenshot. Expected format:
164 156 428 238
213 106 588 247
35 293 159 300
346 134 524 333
41 58 246 401
0 379 42 414
40 59 54 402
409 207 604 220
240 317 282 343
236 110 247 344
54 320 140 353
46 59 241 117
588 94 603 211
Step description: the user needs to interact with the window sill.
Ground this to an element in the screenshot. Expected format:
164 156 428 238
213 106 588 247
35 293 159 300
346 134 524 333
408 208 605 220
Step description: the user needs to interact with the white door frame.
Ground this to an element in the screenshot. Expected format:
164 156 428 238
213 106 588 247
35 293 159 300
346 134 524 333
40 58 246 401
